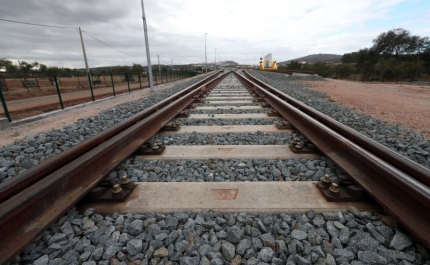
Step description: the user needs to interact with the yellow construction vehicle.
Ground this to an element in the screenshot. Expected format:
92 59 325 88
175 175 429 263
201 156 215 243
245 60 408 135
259 60 277 70
259 53 277 70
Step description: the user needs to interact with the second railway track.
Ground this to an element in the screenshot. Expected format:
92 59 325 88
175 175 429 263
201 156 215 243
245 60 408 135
1 70 429 265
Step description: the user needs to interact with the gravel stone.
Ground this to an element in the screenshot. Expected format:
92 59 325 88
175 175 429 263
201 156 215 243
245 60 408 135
209 258 223 265
127 239 143 255
259 233 276 249
258 247 275 262
175 240 189 253
102 245 119 259
165 216 179 231
221 241 235 261
154 247 169 258
237 238 251 255
333 248 355 261
33 255 49 265
291 230 308 240
390 230 412 251
226 227 243 243
179 256 199 265
294 254 311 265
127 220 143 236
358 251 387 264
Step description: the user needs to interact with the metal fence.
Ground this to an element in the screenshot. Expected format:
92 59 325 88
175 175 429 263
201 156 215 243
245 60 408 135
0 70 197 122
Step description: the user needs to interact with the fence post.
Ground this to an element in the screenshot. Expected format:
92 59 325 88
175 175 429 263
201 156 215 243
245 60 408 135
110 72 116 96
126 73 131 93
1 75 8 91
0 86 11 122
154 71 157 85
34 75 40 89
138 73 143 89
53 74 64 109
87 72 95 101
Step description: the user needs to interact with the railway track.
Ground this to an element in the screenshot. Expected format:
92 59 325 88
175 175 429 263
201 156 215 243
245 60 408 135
1 70 429 265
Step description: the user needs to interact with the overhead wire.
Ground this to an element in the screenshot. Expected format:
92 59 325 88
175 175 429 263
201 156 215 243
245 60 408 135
1 18 144 60
0 18 76 29
82 30 144 59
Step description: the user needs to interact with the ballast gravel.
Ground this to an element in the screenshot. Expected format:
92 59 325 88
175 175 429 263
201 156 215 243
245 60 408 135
0 74 213 184
149 132 294 146
246 70 430 169
174 118 284 126
111 157 337 183
13 207 430 265
197 102 262 107
188 108 268 114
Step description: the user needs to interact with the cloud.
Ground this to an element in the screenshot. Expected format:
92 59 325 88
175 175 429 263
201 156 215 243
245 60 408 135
0 0 428 68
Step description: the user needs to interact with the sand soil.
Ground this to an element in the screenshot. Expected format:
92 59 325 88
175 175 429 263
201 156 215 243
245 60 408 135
303 79 430 138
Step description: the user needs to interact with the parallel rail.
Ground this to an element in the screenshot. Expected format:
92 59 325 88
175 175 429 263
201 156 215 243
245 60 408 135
1 69 429 264
236 70 430 248
257 69 317 75
0 71 228 265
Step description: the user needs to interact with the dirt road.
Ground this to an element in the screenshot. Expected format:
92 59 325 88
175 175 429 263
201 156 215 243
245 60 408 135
0 82 148 114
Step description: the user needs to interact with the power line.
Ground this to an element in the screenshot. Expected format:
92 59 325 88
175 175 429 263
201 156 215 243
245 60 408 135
1 18 144 60
0 18 76 29
82 30 144 59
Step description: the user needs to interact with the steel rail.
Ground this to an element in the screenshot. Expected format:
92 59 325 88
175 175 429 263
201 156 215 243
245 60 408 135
234 71 430 249
257 69 317 75
0 71 222 203
243 70 430 187
0 71 230 265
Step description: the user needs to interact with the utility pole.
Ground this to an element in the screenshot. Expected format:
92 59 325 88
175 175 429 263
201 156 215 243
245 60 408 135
215 48 217 70
78 27 95 101
205 33 208 73
171 59 173 80
157 55 161 82
140 0 154 92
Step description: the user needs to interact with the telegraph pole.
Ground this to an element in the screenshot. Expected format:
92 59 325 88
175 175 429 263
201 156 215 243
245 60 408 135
205 33 208 73
78 27 95 101
140 0 154 92
215 48 217 70
157 55 161 82
171 59 173 80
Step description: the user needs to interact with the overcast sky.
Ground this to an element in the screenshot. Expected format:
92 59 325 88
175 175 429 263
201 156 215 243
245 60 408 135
1 0 429 68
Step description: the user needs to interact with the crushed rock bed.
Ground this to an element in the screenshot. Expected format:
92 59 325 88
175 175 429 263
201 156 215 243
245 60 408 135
196 102 262 107
188 109 269 114
174 118 284 126
246 71 430 169
112 157 336 183
14 207 429 265
149 132 294 146
0 74 213 184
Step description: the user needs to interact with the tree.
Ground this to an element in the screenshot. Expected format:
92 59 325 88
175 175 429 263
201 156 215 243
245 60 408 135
0 58 18 72
337 64 355 80
372 28 428 57
132 63 144 73
287 61 301 70
39 64 48 73
311 62 333 77
18 61 39 76
341 52 359 63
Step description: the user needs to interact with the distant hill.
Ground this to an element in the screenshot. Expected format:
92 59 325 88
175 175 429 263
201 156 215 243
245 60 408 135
222 61 239 66
279 54 342 65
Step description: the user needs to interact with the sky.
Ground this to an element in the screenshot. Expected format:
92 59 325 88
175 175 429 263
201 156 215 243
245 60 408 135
0 0 429 69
